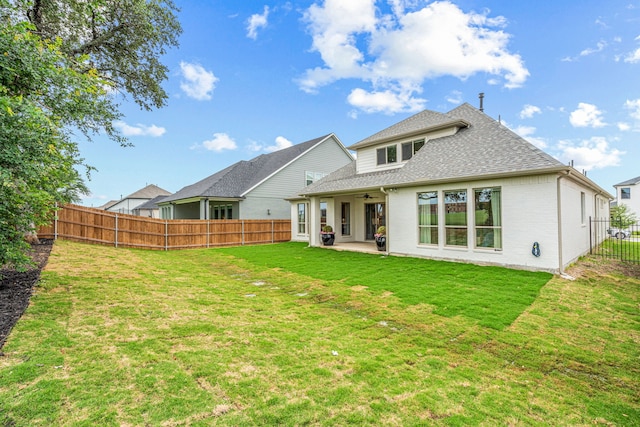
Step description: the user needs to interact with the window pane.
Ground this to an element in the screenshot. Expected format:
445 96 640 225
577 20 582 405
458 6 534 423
341 203 351 235
621 188 630 199
402 142 412 161
446 228 467 246
377 148 386 165
320 202 327 229
413 139 425 153
445 190 467 225
387 145 397 163
298 203 306 234
474 187 501 249
418 192 438 245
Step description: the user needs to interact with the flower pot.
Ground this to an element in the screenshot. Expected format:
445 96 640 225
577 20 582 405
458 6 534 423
321 232 335 246
375 235 386 251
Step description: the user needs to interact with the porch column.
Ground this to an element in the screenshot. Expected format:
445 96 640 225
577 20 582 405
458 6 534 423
309 196 320 247
199 199 208 220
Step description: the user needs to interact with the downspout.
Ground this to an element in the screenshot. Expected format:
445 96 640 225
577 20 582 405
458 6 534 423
556 171 570 274
380 187 389 255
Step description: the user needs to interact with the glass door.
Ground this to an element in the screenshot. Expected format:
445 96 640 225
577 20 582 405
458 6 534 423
365 203 386 240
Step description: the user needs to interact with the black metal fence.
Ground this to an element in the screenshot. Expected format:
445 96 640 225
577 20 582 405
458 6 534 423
589 217 639 263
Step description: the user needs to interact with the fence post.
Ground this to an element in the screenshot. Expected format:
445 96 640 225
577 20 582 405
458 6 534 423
589 215 593 255
165 220 168 251
207 220 210 249
115 214 118 248
272 220 275 243
242 220 245 246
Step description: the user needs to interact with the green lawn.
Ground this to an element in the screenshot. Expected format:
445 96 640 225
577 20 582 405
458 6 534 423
0 240 638 426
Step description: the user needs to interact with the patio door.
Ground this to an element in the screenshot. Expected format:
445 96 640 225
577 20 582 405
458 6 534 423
365 203 386 240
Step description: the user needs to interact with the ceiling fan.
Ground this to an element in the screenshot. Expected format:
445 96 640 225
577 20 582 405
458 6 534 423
356 193 378 199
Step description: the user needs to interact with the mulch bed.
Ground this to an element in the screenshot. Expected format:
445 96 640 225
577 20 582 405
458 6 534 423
0 239 54 352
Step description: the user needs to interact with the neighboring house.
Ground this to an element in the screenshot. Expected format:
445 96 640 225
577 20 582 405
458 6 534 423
613 176 640 222
106 184 172 215
158 134 353 220
132 195 169 218
294 103 612 273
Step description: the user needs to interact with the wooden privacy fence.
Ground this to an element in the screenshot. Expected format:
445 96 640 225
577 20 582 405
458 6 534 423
38 204 292 250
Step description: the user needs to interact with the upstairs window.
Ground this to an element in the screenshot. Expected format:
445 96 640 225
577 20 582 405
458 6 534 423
402 139 425 161
306 171 327 186
376 145 397 165
621 187 631 199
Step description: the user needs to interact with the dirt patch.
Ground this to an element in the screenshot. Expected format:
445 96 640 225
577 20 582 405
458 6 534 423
0 239 54 351
566 255 640 280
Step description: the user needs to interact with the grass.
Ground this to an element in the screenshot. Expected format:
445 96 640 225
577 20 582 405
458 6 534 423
0 240 638 426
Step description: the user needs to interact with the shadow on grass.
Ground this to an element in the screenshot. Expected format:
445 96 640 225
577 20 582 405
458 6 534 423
215 242 552 330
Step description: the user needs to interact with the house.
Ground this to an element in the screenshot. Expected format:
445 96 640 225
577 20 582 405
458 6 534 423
613 176 640 222
106 184 172 215
158 134 354 220
294 103 612 273
132 195 169 218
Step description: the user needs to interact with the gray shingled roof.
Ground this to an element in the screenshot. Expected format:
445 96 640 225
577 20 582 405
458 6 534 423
301 104 567 196
349 108 468 149
162 134 333 203
135 195 169 210
614 176 640 186
124 184 172 199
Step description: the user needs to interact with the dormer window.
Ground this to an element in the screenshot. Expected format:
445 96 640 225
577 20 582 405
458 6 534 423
376 145 397 165
402 139 425 161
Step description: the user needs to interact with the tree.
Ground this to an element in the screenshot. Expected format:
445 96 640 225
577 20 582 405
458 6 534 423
0 0 181 270
610 204 638 229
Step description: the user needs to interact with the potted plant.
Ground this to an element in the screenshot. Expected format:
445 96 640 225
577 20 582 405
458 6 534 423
374 226 386 251
320 225 335 246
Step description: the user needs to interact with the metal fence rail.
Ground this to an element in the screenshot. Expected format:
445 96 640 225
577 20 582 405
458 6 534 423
589 217 639 264
38 204 292 250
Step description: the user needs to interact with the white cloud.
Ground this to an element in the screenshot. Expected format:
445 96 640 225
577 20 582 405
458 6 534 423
624 47 640 63
247 6 269 40
510 124 547 149
299 0 528 114
579 40 607 57
179 62 218 101
446 90 463 105
347 87 426 114
569 103 606 128
519 104 541 119
247 136 294 152
624 98 640 121
194 133 238 152
617 122 631 131
557 137 623 171
114 121 166 137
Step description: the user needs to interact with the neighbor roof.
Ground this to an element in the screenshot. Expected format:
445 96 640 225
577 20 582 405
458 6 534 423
124 184 171 199
301 103 579 196
614 176 640 186
162 134 336 203
135 195 169 210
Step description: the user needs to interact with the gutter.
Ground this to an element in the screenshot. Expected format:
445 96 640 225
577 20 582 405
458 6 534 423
556 170 570 274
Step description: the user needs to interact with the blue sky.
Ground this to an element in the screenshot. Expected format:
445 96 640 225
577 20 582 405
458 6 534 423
79 0 640 206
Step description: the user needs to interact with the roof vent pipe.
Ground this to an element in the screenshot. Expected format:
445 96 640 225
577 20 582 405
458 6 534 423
478 92 484 112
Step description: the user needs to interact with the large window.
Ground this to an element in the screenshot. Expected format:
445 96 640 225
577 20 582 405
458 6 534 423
474 188 502 249
418 192 438 244
376 145 397 165
621 187 631 199
402 139 425 161
445 190 467 246
341 203 351 236
297 203 307 234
